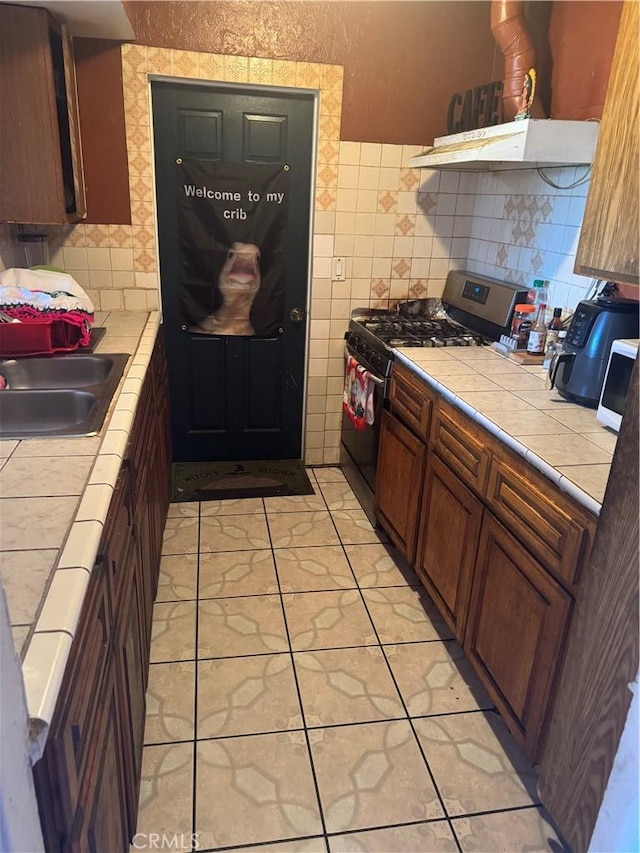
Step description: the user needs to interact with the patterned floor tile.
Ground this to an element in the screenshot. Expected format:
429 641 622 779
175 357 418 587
308 720 444 833
275 546 356 592
331 510 389 545
156 554 197 601
328 820 458 852
294 647 404 726
199 550 279 599
167 501 199 518
135 742 194 851
150 602 196 663
282 590 377 651
264 485 326 513
384 641 493 716
200 513 270 552
361 587 453 644
312 467 347 484
318 482 360 511
161 516 199 555
452 806 566 851
195 732 322 848
345 543 419 588
414 711 539 816
198 596 288 658
200 497 265 516
144 662 195 745
198 654 303 738
268 510 340 548
222 840 327 853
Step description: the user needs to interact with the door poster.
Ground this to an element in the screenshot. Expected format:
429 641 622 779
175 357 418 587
177 159 289 336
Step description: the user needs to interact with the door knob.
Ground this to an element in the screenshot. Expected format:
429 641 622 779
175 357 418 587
290 307 306 323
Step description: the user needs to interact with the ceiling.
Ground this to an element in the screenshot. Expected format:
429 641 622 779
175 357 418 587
5 0 134 38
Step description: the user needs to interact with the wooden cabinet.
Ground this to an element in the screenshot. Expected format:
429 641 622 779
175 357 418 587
415 453 483 641
464 514 572 759
574 1 639 285
33 331 171 852
0 3 86 224
375 409 427 561
375 359 597 760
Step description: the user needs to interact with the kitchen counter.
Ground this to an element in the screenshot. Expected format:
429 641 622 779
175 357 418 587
0 309 160 760
395 345 617 518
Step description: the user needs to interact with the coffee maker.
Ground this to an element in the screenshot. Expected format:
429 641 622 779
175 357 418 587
548 296 640 406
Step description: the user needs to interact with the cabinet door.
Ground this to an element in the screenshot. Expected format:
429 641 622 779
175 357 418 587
465 513 572 760
574 1 639 285
115 534 146 840
68 664 129 853
374 409 426 562
415 454 483 640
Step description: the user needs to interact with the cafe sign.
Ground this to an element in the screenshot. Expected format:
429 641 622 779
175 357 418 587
447 81 503 134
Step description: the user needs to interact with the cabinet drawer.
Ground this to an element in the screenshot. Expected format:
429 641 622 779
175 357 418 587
487 458 589 588
389 363 433 440
431 404 491 496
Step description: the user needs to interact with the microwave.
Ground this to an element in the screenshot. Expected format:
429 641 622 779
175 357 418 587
596 338 639 432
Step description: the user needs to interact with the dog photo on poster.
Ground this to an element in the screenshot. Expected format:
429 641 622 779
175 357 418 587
177 159 289 336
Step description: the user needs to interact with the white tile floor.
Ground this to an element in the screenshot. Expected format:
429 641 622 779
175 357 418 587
133 467 567 852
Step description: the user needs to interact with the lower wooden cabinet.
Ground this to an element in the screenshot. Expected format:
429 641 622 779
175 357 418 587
375 409 426 562
33 331 171 852
415 453 483 641
464 513 572 759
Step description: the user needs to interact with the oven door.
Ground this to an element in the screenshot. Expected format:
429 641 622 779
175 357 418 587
340 344 387 523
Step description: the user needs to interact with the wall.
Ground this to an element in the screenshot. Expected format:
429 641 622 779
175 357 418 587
465 166 594 309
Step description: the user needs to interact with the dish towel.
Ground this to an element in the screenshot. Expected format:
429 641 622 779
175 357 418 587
343 353 376 430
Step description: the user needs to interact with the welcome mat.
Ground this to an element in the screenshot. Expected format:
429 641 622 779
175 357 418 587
171 459 315 502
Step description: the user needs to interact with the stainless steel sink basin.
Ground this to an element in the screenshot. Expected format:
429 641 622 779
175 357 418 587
0 354 122 389
0 352 129 438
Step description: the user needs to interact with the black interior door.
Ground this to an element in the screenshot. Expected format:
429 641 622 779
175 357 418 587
152 82 314 462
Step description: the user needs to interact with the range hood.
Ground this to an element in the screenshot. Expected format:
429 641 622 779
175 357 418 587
410 118 599 171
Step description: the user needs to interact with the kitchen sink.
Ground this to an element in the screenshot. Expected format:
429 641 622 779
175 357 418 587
0 353 129 438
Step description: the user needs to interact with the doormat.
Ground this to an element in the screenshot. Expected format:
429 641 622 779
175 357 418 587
171 459 314 502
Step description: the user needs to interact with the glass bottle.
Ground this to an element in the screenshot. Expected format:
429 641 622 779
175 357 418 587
527 303 548 353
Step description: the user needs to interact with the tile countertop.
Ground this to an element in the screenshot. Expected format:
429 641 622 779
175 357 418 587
394 346 618 518
0 309 160 762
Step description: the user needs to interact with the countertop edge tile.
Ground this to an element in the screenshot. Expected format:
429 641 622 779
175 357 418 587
34 568 91 635
23 631 74 762
558 473 605 516
57 520 104 571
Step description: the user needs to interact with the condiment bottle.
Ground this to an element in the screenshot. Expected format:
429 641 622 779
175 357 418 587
527 303 548 354
511 303 536 348
545 307 563 348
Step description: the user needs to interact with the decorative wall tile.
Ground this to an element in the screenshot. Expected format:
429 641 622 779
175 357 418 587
319 116 341 141
62 225 86 248
199 52 224 81
319 90 342 117
272 59 298 87
377 191 398 214
399 167 420 191
84 225 111 248
134 248 158 273
320 64 343 91
296 63 321 89
317 165 338 189
108 225 133 248
126 124 151 152
131 202 155 228
173 50 199 78
316 189 336 211
224 55 249 83
146 46 173 75
132 225 156 251
249 57 273 84
318 140 340 165
395 214 415 236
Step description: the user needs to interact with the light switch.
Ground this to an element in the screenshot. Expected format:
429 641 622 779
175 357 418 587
332 257 346 281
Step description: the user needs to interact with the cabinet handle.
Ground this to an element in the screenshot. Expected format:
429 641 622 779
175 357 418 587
71 723 81 756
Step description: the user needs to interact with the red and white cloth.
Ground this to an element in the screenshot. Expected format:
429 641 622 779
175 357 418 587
343 353 375 430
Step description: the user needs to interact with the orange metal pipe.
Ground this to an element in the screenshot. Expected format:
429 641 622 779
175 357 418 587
491 0 539 121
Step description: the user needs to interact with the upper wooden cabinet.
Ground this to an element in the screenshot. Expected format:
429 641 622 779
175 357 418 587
574 1 639 285
0 4 86 225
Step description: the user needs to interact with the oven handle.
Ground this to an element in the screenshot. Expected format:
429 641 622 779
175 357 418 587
344 344 385 385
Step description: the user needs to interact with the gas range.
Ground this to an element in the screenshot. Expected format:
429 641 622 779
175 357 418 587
345 270 529 380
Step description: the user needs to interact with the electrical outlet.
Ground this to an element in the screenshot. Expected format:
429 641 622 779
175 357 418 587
332 257 346 281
